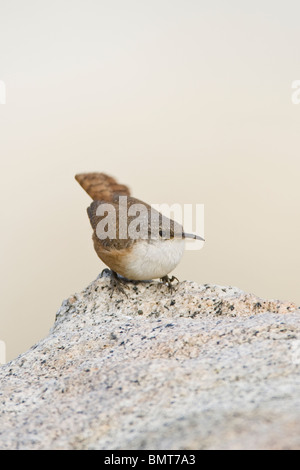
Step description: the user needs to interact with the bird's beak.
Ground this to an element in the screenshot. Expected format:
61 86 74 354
183 232 205 242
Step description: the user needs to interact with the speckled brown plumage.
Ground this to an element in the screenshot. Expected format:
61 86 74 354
75 172 130 202
74 172 197 284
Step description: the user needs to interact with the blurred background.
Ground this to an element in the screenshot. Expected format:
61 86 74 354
0 0 299 362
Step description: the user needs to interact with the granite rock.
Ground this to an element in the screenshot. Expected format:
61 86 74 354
0 273 299 450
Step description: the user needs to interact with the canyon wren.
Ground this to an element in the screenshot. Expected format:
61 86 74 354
75 172 204 293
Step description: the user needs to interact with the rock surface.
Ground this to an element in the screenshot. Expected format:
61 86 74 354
0 274 300 450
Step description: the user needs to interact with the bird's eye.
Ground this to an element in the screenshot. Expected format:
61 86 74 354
159 230 172 239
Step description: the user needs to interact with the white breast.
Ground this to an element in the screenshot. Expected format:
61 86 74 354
122 238 185 280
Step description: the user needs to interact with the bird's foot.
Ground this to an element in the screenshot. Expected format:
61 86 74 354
107 270 130 298
160 275 179 293
99 268 112 279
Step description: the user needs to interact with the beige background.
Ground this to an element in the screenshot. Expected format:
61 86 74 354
0 0 300 362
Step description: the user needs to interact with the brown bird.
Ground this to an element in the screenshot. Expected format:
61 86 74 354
75 172 204 293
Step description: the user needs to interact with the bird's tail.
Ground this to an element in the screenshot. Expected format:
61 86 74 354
75 172 130 201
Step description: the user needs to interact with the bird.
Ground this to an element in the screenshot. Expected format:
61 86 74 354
75 172 204 294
